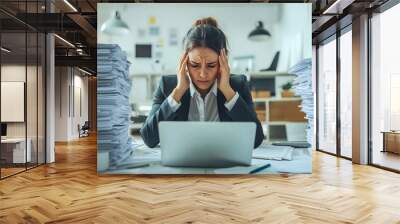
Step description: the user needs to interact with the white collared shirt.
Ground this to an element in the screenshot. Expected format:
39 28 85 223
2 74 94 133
167 81 239 121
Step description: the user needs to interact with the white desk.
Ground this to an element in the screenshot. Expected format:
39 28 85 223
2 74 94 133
103 142 312 175
1 138 31 163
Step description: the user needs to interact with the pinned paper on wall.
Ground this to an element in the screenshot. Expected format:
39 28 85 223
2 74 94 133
156 38 164 48
155 51 163 59
148 16 160 36
149 26 159 36
168 28 178 46
148 16 157 25
137 28 146 38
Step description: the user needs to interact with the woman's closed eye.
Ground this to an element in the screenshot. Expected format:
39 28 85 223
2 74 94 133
189 64 216 69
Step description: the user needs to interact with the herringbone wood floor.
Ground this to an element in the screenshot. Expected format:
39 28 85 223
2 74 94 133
1 135 400 224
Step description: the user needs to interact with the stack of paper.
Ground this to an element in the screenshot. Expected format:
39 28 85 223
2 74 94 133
97 44 135 166
288 58 313 145
253 144 294 161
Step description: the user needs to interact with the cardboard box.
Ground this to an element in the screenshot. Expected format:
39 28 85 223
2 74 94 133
269 100 306 122
384 132 400 154
256 110 266 122
257 90 271 98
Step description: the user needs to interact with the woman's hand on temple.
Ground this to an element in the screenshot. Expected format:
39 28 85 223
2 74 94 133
218 48 235 101
172 52 190 102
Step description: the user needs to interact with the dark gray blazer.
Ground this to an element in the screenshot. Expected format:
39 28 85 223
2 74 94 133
140 74 264 148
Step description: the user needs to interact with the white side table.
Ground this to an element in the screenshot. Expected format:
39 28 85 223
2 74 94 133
1 138 31 163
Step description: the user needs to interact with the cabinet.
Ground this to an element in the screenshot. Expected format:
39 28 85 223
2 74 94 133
254 97 307 142
249 72 307 142
382 131 400 154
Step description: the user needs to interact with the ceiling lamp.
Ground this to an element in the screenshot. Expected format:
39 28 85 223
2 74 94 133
54 34 75 48
248 21 271 42
1 47 11 53
63 0 78 12
101 11 130 35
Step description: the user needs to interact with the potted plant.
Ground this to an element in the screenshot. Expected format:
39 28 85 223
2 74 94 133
281 81 294 97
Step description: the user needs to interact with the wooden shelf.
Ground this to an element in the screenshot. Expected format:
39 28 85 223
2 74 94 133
254 95 306 142
253 97 301 102
248 71 294 77
266 121 308 125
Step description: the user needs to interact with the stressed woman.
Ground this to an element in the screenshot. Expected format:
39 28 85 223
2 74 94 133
140 17 264 148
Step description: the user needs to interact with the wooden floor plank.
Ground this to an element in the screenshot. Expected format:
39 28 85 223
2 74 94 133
0 134 400 223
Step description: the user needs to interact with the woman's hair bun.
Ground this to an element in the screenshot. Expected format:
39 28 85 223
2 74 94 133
193 17 218 28
184 16 228 56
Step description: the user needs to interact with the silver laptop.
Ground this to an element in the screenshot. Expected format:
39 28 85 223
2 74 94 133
159 122 256 168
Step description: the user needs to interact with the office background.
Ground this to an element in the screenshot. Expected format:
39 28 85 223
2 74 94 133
0 23 46 178
0 0 97 179
314 2 400 172
96 3 313 174
1 1 400 222
98 3 311 74
98 3 313 147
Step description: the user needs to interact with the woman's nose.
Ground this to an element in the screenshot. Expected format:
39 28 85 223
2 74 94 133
199 67 207 78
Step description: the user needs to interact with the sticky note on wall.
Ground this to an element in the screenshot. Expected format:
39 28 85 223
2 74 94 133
148 16 156 25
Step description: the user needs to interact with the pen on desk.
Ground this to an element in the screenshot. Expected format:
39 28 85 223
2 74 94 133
249 163 271 174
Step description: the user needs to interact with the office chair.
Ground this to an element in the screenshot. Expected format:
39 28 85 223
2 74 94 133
260 51 280 71
79 121 90 138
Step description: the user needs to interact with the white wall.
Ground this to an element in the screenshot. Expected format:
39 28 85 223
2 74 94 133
277 4 312 71
1 65 26 82
55 66 69 141
54 67 89 141
98 3 311 74
72 74 89 138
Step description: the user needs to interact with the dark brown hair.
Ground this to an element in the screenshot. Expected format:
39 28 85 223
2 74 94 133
183 17 229 55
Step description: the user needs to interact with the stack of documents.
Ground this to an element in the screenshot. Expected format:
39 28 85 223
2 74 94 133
253 144 294 161
97 44 135 166
288 58 313 146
